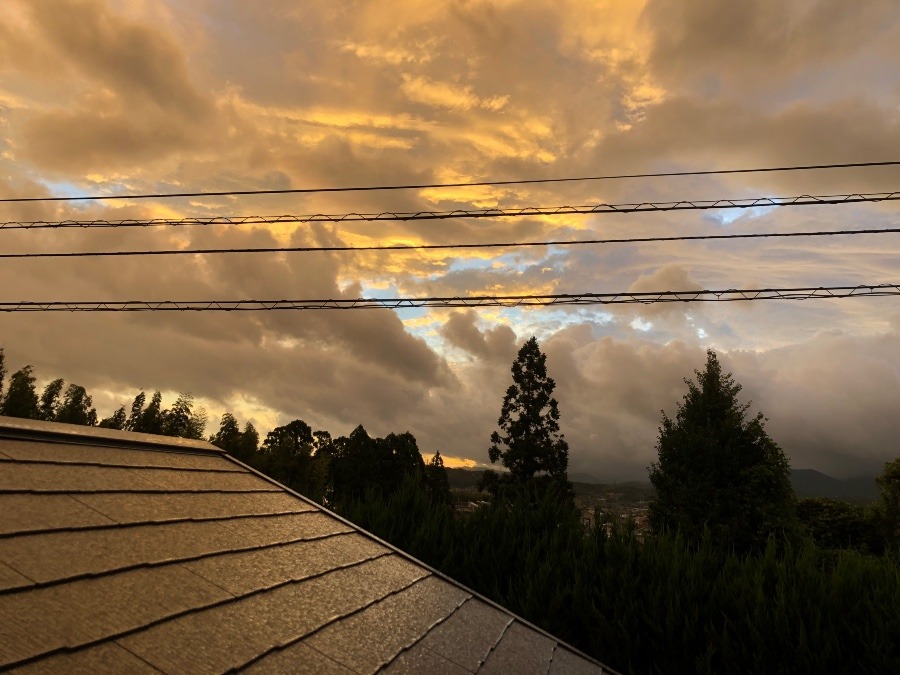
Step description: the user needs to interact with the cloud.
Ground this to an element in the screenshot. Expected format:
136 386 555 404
643 0 899 94
0 0 896 484
440 309 517 361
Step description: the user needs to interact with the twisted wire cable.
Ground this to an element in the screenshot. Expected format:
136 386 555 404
3 285 897 312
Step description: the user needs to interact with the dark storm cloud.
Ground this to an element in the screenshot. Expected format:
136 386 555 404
643 0 899 91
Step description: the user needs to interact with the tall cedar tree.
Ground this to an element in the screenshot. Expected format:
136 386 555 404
423 451 453 506
649 350 797 554
485 337 569 498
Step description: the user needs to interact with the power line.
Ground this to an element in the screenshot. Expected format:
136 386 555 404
2 191 896 231
3 285 897 312
4 227 898 260
3 161 898 203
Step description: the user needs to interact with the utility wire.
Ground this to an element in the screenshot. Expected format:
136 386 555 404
2 191 896 231
3 161 898 203
4 227 898 260
2 285 897 312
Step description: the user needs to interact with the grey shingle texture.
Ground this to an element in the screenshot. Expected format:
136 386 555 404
0 416 611 674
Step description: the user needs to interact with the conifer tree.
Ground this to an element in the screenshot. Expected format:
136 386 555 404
649 350 796 553
424 451 453 506
485 337 569 495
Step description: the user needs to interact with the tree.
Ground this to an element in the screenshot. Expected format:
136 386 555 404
238 422 260 464
210 413 242 455
136 391 164 434
125 391 147 431
423 451 453 506
0 365 40 419
39 378 65 421
55 384 98 426
484 337 569 498
162 392 206 439
99 406 127 430
0 347 6 404
328 425 425 506
648 350 796 554
875 456 900 549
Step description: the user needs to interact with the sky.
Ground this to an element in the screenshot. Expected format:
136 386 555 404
0 0 898 480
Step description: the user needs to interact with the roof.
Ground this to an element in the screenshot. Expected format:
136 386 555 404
0 416 612 674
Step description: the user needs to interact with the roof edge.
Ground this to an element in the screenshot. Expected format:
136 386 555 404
0 415 223 454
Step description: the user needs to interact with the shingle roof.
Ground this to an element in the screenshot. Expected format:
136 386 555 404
0 416 612 674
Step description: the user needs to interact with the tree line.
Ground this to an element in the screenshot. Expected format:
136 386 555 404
1 342 898 672
0 347 451 511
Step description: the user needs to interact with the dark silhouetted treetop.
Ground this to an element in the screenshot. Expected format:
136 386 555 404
128 391 164 434
649 349 796 554
38 378 65 421
239 421 260 461
55 384 98 426
210 412 242 455
328 425 425 505
0 365 40 420
423 451 453 506
162 392 206 439
0 347 6 402
99 406 127 430
488 337 569 485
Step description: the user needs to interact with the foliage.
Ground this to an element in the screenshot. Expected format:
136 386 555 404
210 413 242 455
99 406 127 430
875 456 900 550
256 419 329 501
161 393 206 439
649 350 797 554
328 425 424 506
38 379 65 421
484 336 570 500
339 479 900 675
797 498 880 553
0 365 40 419
122 390 204 439
422 451 452 506
55 384 98 426
238 422 260 462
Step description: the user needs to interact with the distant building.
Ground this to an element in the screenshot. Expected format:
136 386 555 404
0 416 612 673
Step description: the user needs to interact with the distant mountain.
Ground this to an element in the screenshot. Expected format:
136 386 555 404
790 469 878 504
569 471 603 484
445 467 482 489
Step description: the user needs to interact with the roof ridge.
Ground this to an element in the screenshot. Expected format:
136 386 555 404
0 416 223 454
0 456 245 473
